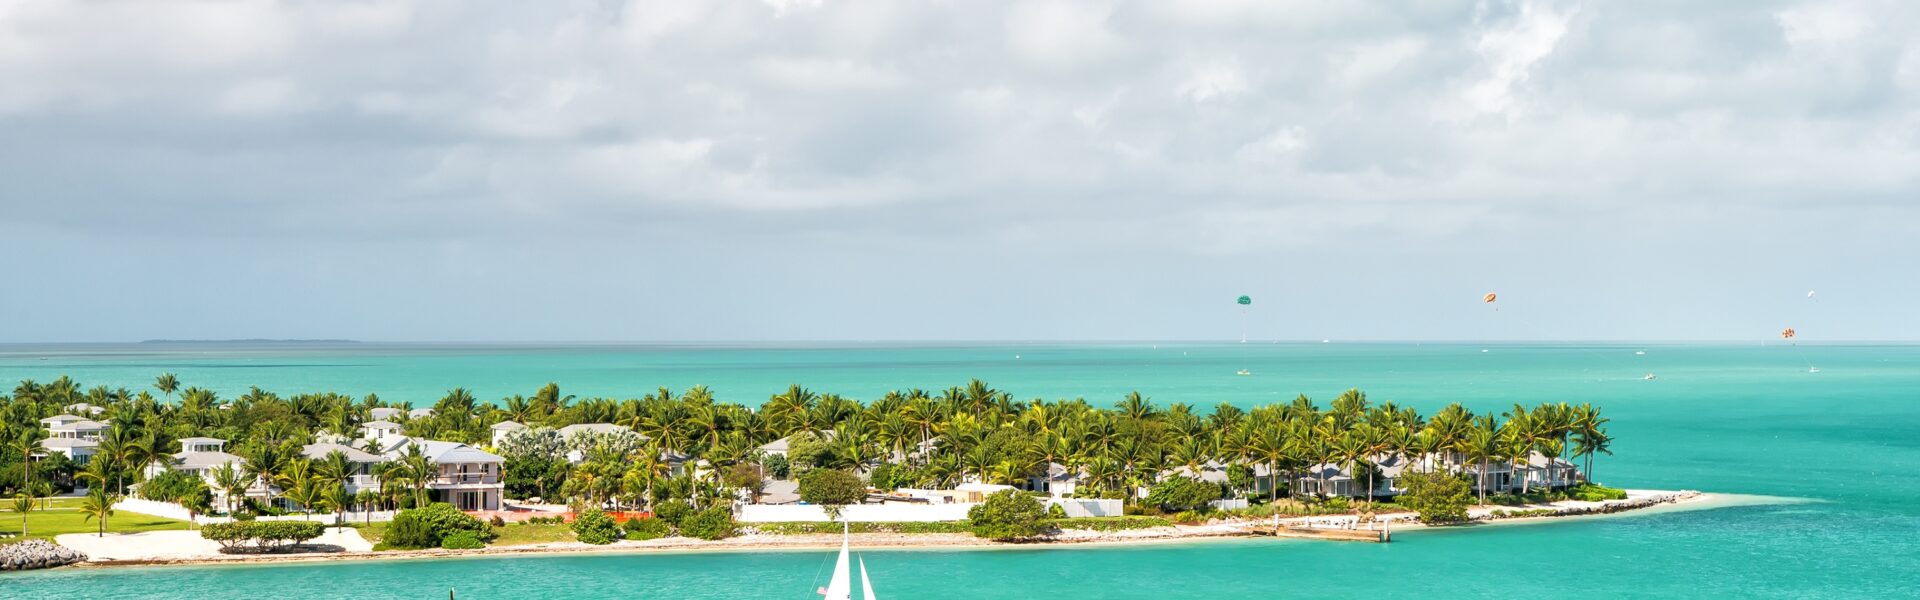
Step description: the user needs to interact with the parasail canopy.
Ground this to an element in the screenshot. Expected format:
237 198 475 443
1483 292 1498 303
1237 295 1252 306
1781 327 1796 339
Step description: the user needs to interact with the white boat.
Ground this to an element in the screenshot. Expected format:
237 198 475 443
1809 367 1821 373
818 522 878 600
1235 369 1251 376
1635 350 1645 355
1644 373 1657 380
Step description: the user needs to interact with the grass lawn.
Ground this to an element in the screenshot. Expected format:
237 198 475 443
491 522 575 546
0 505 192 544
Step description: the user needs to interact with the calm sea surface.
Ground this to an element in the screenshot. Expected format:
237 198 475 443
0 342 1914 598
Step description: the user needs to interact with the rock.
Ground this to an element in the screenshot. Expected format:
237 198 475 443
0 540 88 571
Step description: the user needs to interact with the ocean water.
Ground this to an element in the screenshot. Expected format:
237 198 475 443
1 342 1915 598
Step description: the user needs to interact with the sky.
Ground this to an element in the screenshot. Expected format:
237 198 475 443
0 0 1916 342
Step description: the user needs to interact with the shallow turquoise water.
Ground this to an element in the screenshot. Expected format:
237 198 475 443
1 342 1915 598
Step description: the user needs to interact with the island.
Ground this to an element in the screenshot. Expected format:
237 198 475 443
1 375 1700 569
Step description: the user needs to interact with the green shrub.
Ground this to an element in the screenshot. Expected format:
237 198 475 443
412 502 494 541
654 500 693 526
1046 503 1068 519
1171 510 1207 524
440 531 485 549
1569 484 1628 502
624 516 671 540
745 521 971 535
680 507 736 540
1145 476 1224 512
572 508 622 545
200 520 326 553
1049 516 1172 532
967 489 1049 540
1399 471 1471 525
383 511 437 549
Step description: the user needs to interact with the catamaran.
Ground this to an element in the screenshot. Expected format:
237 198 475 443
816 521 878 600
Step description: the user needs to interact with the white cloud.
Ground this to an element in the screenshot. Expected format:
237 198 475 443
1176 59 1249 104
1003 1 1122 69
1777 2 1873 46
1460 1 1577 117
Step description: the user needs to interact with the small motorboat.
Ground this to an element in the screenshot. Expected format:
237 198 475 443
1643 373 1657 380
1235 369 1251 376
1635 350 1646 356
1809 367 1821 373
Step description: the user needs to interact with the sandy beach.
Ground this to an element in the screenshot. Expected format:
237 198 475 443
55 489 1720 570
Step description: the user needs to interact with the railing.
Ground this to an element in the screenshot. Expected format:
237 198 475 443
432 473 499 485
348 475 381 489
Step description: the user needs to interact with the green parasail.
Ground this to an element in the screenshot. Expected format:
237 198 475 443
1236 295 1252 306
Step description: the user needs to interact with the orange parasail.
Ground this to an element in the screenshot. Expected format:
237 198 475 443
1483 293 1498 303
1781 328 1796 339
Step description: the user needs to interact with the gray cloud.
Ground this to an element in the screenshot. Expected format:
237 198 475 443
1 0 1915 342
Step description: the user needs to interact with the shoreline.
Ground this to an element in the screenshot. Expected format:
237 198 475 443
47 489 1734 572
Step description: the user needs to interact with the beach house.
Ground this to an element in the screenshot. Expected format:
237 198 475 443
383 439 505 511
299 442 385 493
1292 455 1413 498
39 414 108 461
146 437 270 508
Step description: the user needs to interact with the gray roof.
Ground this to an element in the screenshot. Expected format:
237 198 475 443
41 438 99 450
760 430 834 452
369 407 403 419
40 414 86 424
408 408 435 418
49 419 107 431
556 423 631 437
391 439 502 464
362 420 403 430
301 442 383 463
490 421 529 431
173 450 245 470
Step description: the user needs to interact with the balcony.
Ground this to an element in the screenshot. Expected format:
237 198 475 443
430 473 500 487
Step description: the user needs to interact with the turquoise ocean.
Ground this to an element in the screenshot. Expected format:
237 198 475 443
0 341 1914 598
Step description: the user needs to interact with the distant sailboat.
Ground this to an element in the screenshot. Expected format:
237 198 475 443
1635 350 1646 356
817 521 877 600
1809 367 1821 373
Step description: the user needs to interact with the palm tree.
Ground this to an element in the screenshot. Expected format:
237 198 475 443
154 373 180 403
9 428 46 496
13 493 34 537
77 489 116 537
213 463 248 515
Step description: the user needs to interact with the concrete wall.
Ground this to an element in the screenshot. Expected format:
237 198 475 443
1052 498 1124 518
737 503 975 523
736 498 1127 522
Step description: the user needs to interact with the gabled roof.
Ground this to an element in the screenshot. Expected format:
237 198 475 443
490 421 529 431
49 419 108 431
40 414 86 425
362 420 403 430
408 408 435 418
389 439 502 464
369 407 403 419
41 438 99 450
173 450 245 470
301 442 383 463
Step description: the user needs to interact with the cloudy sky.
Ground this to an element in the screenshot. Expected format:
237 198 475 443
1 0 1915 342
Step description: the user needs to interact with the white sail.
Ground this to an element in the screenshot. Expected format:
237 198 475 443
859 557 878 600
818 521 852 600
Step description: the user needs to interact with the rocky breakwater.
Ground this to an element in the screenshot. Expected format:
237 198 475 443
1 540 88 571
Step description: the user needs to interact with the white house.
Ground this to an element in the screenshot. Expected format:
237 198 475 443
360 421 405 445
369 407 404 421
300 442 385 493
39 415 108 461
147 438 269 510
383 438 505 511
489 421 528 447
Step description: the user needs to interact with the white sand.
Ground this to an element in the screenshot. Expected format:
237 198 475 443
57 527 371 562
